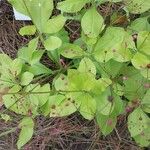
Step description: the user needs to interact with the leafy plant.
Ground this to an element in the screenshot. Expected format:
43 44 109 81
0 0 150 149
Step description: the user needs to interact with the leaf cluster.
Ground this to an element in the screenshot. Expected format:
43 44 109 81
0 0 150 148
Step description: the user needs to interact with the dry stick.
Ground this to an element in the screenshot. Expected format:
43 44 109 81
114 127 122 141
0 127 17 138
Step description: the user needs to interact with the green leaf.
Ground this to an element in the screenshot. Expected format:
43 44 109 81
44 36 62 51
17 117 34 149
67 69 95 92
53 70 110 120
9 0 54 33
11 58 23 76
123 66 147 100
97 59 124 78
26 84 50 107
113 83 124 96
95 88 114 115
94 27 126 63
43 94 79 117
81 31 98 46
128 108 150 137
30 51 44 65
113 32 134 62
133 128 150 147
96 89 123 135
0 57 23 87
79 93 96 120
41 94 65 116
55 29 70 44
92 78 112 95
0 74 15 88
0 53 12 68
124 0 150 14
18 47 31 63
141 67 150 81
57 0 91 13
28 37 39 52
137 31 150 56
112 95 125 115
132 52 149 70
81 7 104 38
3 85 37 115
142 89 150 105
3 86 28 115
3 83 50 116
96 113 117 136
78 57 96 75
132 32 150 79
54 74 68 91
129 17 150 32
20 72 34 86
50 94 79 117
141 89 150 113
18 37 39 64
43 15 66 34
61 43 85 59
18 117 34 127
131 53 150 79
67 69 111 95
142 105 150 113
19 25 36 36
28 63 51 76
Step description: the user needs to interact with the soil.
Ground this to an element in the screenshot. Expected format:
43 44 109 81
0 0 146 150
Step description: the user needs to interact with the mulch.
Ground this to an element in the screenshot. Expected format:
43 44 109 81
0 0 144 150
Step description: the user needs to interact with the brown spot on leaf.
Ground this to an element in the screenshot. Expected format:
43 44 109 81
108 96 114 102
67 98 71 101
147 64 150 69
61 77 65 80
144 83 150 89
72 100 75 104
125 106 133 113
65 103 69 107
65 82 68 86
51 105 56 109
112 49 116 52
106 119 113 126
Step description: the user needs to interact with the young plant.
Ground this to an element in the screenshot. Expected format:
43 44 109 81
0 0 150 149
